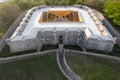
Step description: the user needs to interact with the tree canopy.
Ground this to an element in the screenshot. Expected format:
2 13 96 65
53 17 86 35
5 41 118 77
103 1 120 26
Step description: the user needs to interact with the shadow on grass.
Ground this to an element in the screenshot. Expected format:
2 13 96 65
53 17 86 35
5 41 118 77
41 45 58 51
0 45 36 57
0 45 58 57
64 45 82 51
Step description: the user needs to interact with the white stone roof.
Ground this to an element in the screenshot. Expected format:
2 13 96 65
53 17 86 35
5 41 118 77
0 0 9 2
10 5 113 41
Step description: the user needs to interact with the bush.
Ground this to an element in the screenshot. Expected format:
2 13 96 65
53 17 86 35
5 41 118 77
103 1 120 26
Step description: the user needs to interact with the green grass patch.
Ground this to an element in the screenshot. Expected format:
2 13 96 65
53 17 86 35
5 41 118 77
0 45 36 57
0 53 67 80
66 53 120 80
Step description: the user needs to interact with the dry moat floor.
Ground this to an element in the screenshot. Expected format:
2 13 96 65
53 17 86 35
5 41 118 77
0 52 120 80
66 53 120 80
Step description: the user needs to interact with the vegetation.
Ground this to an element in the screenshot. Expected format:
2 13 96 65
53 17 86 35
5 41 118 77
103 1 120 26
0 1 119 80
11 0 45 10
66 53 120 80
0 53 67 80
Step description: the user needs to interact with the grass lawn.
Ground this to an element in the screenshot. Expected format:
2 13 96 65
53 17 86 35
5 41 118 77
66 53 120 80
0 53 67 80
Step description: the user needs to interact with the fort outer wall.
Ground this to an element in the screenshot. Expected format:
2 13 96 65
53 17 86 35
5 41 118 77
8 30 114 53
6 5 115 53
8 31 82 53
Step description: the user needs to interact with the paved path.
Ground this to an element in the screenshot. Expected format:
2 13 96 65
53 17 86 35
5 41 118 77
57 50 82 80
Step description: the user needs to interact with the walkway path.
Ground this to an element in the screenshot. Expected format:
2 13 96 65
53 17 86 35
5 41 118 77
57 49 82 80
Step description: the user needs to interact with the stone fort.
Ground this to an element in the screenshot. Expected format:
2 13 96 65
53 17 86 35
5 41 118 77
6 5 115 53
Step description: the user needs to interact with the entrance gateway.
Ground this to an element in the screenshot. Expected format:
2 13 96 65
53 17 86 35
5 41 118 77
58 35 64 51
59 36 63 44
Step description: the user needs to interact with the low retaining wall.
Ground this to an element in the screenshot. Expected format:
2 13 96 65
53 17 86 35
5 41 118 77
0 49 120 64
0 49 57 64
65 49 120 62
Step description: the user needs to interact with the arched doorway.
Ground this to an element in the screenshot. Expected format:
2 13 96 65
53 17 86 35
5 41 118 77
59 36 63 44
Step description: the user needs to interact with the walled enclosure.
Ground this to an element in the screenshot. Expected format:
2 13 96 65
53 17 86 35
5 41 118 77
6 5 115 53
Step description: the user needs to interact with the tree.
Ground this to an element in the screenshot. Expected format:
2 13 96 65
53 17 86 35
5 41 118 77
103 1 120 26
85 0 103 10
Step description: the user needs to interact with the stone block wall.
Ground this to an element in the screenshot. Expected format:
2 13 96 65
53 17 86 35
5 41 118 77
36 32 43 50
8 38 38 53
65 31 79 45
41 31 57 45
39 31 82 45
86 38 114 52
